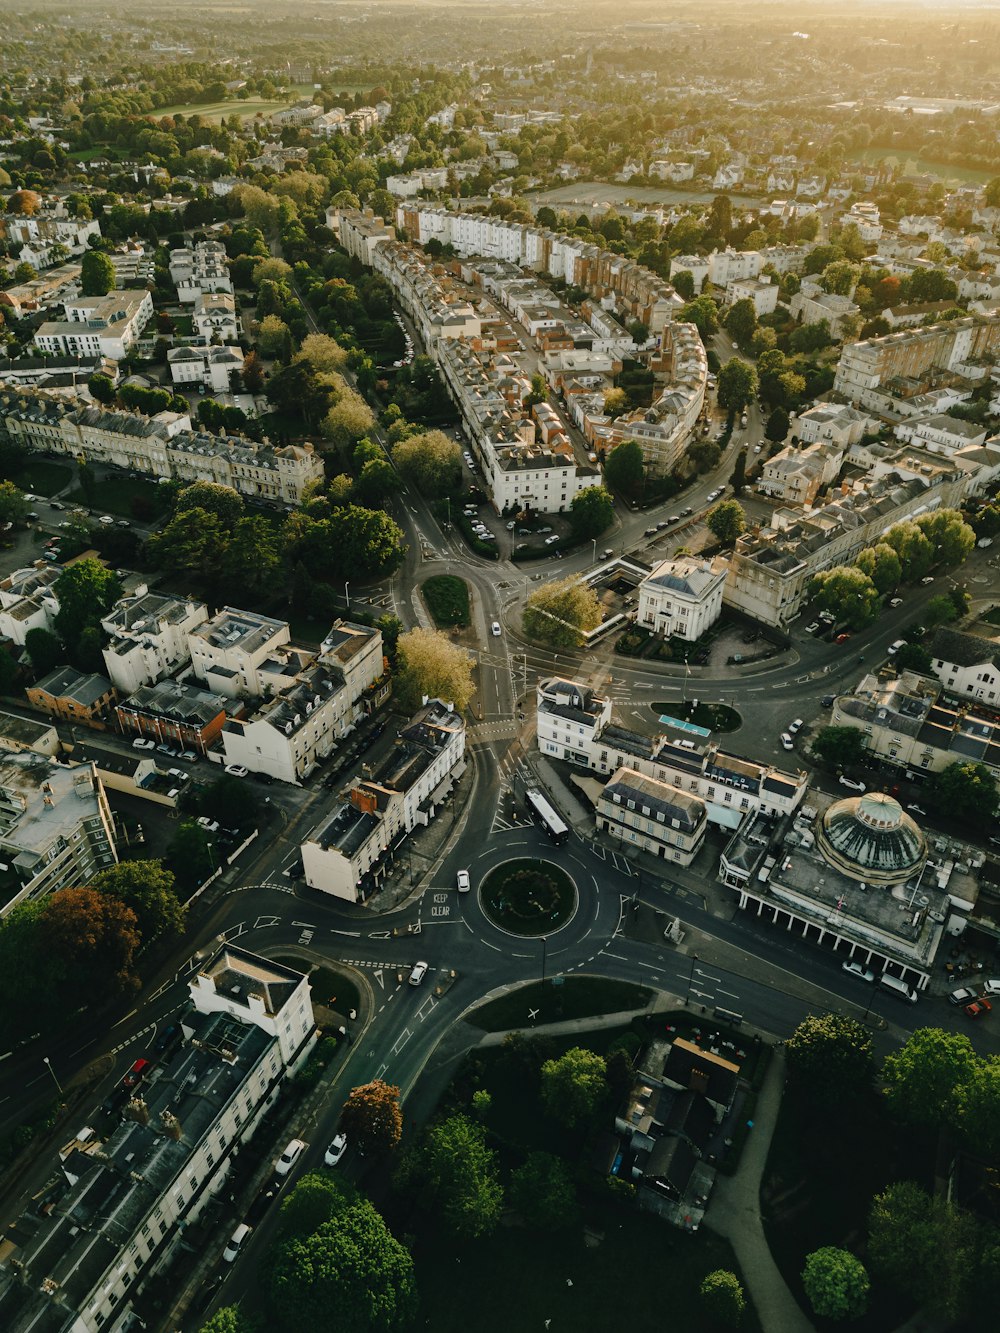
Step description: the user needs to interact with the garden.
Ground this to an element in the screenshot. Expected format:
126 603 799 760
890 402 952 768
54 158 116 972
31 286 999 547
479 858 577 936
421 574 470 628
653 700 741 733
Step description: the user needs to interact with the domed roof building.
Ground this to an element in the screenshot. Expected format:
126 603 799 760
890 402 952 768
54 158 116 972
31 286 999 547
817 793 926 888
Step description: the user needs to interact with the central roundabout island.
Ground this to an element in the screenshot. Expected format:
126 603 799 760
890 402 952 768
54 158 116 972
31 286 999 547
479 858 577 937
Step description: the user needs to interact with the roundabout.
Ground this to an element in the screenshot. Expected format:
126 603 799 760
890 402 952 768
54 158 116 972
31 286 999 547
479 857 577 937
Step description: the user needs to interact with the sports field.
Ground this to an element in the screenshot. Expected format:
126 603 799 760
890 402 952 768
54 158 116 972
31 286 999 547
149 99 291 124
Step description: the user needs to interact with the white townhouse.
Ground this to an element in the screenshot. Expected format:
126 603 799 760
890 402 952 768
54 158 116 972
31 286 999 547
34 290 153 360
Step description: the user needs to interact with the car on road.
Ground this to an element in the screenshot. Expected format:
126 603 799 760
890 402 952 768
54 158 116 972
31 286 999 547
275 1138 306 1176
835 632 851 643
457 869 470 893
821 694 835 708
949 986 978 1006
965 998 992 1019
838 776 866 791
324 1133 348 1167
842 960 875 982
888 639 906 656
409 960 428 987
49 501 63 511
906 803 927 817
681 507 694 517
156 742 178 757
668 514 680 524
98 515 114 526
544 534 559 545
491 621 501 636
788 718 804 735
223 1223 252 1263
780 732 794 750
197 816 220 833
224 764 248 778
805 621 820 635
122 1058 150 1088
506 520 516 530
889 597 904 608
131 737 155 750
154 1024 181 1057
982 978 1000 996
180 749 198 761
643 527 657 537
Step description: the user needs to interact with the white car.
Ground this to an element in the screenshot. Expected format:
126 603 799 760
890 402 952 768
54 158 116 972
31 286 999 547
98 515 115 526
805 622 820 635
838 776 866 792
275 1137 306 1176
889 597 903 608
920 576 935 585
409 961 428 987
888 639 906 656
905 803 927 817
224 764 248 778
842 960 875 983
780 733 794 750
491 621 501 636
457 869 470 893
544 534 559 545
324 1133 347 1167
223 1222 252 1263
788 719 804 735
982 978 1000 996
131 737 156 750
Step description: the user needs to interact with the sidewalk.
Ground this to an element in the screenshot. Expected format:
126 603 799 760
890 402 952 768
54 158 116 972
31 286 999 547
705 1046 815 1333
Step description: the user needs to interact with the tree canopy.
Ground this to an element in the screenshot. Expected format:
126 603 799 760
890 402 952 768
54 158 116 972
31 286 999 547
706 499 746 546
340 1080 403 1156
90 860 186 943
569 485 614 539
395 627 473 713
717 359 758 414
811 725 867 769
808 565 880 630
927 761 999 830
509 1151 579 1229
785 1013 874 1104
802 1247 869 1322
540 1046 608 1127
523 576 602 649
883 1027 978 1129
391 430 461 497
603 440 645 494
396 1113 503 1239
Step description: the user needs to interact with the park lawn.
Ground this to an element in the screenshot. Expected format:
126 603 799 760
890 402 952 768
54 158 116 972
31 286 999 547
148 99 291 124
762 1085 933 1331
468 977 652 1032
65 476 168 518
170 314 194 337
857 146 993 186
1 460 73 496
421 574 470 627
416 1204 762 1333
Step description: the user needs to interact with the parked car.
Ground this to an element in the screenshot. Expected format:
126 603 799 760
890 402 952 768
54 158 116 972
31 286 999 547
324 1133 347 1167
842 960 875 982
965 998 992 1019
154 1024 181 1056
409 961 428 987
223 1223 252 1263
889 597 903 607
643 527 657 537
888 639 906 656
457 869 470 893
132 738 155 750
835 632 851 644
197 817 220 833
905 803 927 817
122 1058 150 1088
275 1138 306 1177
838 776 866 792
156 742 178 757
805 622 820 635
491 621 501 636
544 534 559 545
98 515 114 526
920 576 935 585
981 978 1000 996
821 695 835 708
780 732 794 750
949 986 979 1006
225 764 248 777
788 718 804 735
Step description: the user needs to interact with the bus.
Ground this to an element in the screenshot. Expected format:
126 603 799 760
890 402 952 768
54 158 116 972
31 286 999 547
526 789 569 845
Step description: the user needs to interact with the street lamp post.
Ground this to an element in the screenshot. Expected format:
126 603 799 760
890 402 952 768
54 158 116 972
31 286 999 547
344 581 351 611
42 1055 62 1096
591 537 597 564
684 952 699 1006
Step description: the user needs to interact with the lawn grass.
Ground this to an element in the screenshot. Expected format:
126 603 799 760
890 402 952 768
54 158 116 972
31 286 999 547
857 146 993 186
762 1085 933 1330
65 476 169 518
421 573 470 627
2 460 73 496
467 977 652 1031
415 1189 762 1332
271 956 361 1020
149 99 291 124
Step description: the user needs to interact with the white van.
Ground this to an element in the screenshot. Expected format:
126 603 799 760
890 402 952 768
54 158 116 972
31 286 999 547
879 973 918 1003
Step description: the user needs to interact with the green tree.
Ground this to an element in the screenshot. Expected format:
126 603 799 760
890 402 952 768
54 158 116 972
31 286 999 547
220 516 283 596
809 566 880 630
724 297 758 351
392 430 461 497
87 373 116 405
915 508 975 567
176 480 244 527
927 760 999 829
540 1046 608 1127
80 248 115 297
523 576 603 650
24 626 64 677
717 359 758 414
764 408 789 444
396 1113 503 1238
257 314 292 359
146 508 228 578
954 1055 1000 1161
679 295 719 337
924 594 958 628
395 627 474 712
854 543 902 594
90 860 186 944
730 449 747 496
569 485 614 539
785 1013 874 1104
197 1309 252 1333
165 820 216 892
322 389 375 449
602 387 630 418
40 887 140 1001
340 1080 403 1156
820 260 859 297
802 1247 869 1321
53 558 120 652
869 1181 977 1322
353 458 399 508
892 642 932 673
509 1152 579 1229
883 1028 978 1129
0 480 28 525
268 1184 417 1332
811 725 866 768
603 439 645 493
884 521 935 582
706 499 746 547
700 1270 746 1328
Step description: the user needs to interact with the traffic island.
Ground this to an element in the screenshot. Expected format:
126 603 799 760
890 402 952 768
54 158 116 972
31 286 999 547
479 858 576 937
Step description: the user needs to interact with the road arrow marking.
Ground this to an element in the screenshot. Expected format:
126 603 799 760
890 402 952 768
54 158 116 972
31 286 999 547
372 969 385 990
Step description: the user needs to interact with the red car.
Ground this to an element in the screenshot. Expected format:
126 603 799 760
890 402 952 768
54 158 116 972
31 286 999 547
122 1058 150 1088
964 999 992 1019
835 632 851 643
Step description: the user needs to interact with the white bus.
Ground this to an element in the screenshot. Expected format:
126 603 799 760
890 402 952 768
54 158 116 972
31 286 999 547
526 789 569 844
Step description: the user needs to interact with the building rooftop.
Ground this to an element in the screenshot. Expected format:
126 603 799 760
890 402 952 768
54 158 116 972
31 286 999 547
33 666 112 708
818 792 926 887
931 626 1000 669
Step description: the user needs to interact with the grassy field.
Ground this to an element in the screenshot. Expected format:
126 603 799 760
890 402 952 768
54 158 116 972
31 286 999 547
271 956 361 1020
857 147 993 186
1 460 72 496
468 977 652 1032
65 476 168 518
421 574 470 627
149 99 291 124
